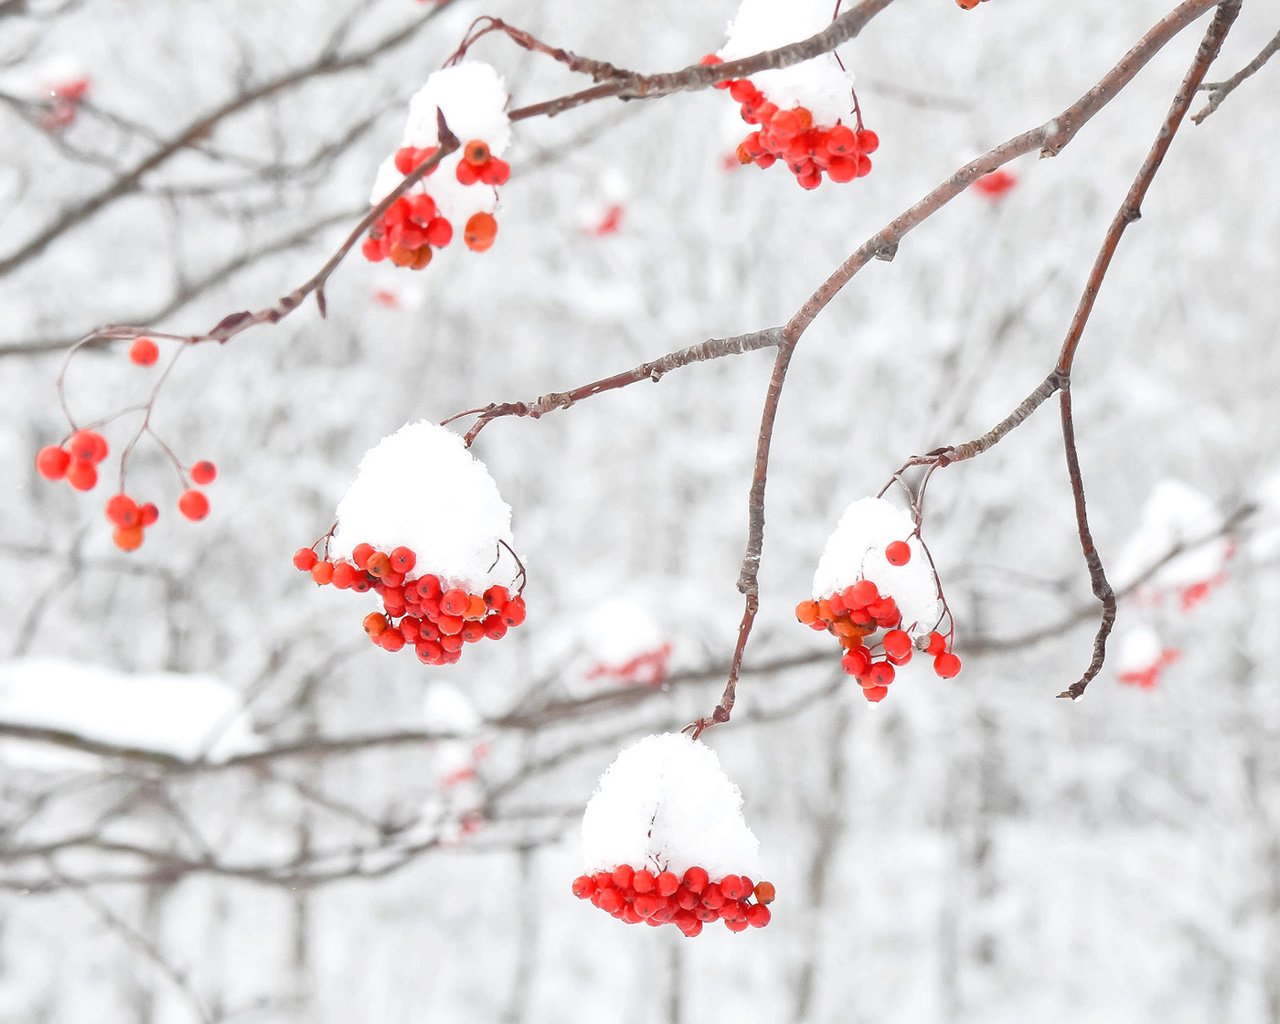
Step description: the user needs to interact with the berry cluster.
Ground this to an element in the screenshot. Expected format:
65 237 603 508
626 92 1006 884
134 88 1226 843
572 864 774 937
294 542 525 666
702 55 877 190
1119 647 1179 690
585 642 673 687
362 142 505 269
796 542 961 703
37 424 215 550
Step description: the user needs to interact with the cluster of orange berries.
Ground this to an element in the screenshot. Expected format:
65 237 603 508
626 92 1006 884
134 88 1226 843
702 55 877 190
796 542 962 703
361 142 505 270
35 428 215 551
293 542 525 666
572 865 774 937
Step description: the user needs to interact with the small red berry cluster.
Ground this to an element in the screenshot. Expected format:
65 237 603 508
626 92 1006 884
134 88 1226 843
293 542 525 666
584 642 673 687
701 55 877 190
362 141 506 270
796 542 961 703
572 864 774 937
36 424 215 551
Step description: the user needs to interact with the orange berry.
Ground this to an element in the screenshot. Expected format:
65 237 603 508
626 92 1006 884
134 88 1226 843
363 612 389 637
753 881 776 905
112 525 144 551
177 489 209 521
463 212 497 253
463 139 491 166
129 337 159 366
795 600 819 624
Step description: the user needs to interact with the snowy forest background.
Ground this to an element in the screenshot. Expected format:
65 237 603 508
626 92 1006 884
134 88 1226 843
3 0 1280 1021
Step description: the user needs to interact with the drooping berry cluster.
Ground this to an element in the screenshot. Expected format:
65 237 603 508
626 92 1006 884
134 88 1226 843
361 142 506 269
572 864 774 937
35 338 218 550
796 542 961 703
702 55 877 190
294 542 525 666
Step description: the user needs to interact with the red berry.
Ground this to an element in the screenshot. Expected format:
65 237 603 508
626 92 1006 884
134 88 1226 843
352 543 374 569
882 629 912 661
439 633 464 653
656 871 680 897
104 494 139 528
483 585 509 610
885 540 911 566
379 629 406 653
66 460 97 491
129 337 159 366
390 546 416 573
139 502 159 527
460 621 485 643
331 562 357 589
633 870 656 894
926 631 947 656
863 685 889 703
934 652 962 678
35 445 71 480
363 612 389 637
753 880 776 904
177 489 209 521
362 237 385 262
440 589 468 617
867 662 896 688
846 580 879 608
841 647 871 677
856 129 880 154
190 460 217 485
724 916 750 933
68 429 107 464
682 866 709 893
425 217 452 247
572 875 596 899
483 616 508 641
480 158 510 186
501 596 526 627
612 865 634 889
293 548 318 571
728 80 758 104
455 159 480 186
436 614 463 637
394 147 415 174
112 525 144 551
701 884 725 909
597 888 623 914
719 875 745 900
746 904 772 928
415 640 444 664
311 560 334 585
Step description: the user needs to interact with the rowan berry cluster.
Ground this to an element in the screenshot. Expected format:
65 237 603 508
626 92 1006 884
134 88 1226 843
584 642 673 687
572 864 774 937
797 541 961 703
294 542 525 666
36 422 215 551
361 141 505 270
702 55 877 190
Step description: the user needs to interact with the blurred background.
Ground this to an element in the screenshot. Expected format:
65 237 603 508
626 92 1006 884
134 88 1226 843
2 0 1279 1021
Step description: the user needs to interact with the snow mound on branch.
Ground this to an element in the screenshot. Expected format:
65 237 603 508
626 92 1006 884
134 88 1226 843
719 0 855 126
812 497 941 634
1112 480 1230 591
370 62 510 224
0 658 258 769
582 733 759 880
330 421 517 593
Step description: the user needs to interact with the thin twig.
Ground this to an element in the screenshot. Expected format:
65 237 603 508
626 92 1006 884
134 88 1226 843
1193 27 1279 122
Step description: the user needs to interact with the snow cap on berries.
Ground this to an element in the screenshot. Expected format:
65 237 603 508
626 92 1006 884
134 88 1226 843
370 62 510 224
330 421 516 593
719 0 855 126
812 496 941 634
582 732 760 879
1116 625 1179 689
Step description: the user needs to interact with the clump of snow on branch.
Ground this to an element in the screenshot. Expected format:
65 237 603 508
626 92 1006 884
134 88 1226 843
718 0 855 126
812 497 940 634
0 658 258 768
330 421 516 592
1112 479 1233 600
582 733 759 880
370 61 511 224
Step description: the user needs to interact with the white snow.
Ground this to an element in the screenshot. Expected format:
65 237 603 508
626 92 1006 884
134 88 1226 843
330 420 519 593
369 62 511 225
581 733 760 880
422 682 482 734
0 658 258 768
719 0 856 126
1112 479 1231 591
1117 625 1164 675
811 496 942 635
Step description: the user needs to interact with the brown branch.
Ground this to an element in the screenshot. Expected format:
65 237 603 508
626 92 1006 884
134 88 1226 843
445 329 782 443
1053 0 1240 700
1193 27 1280 122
